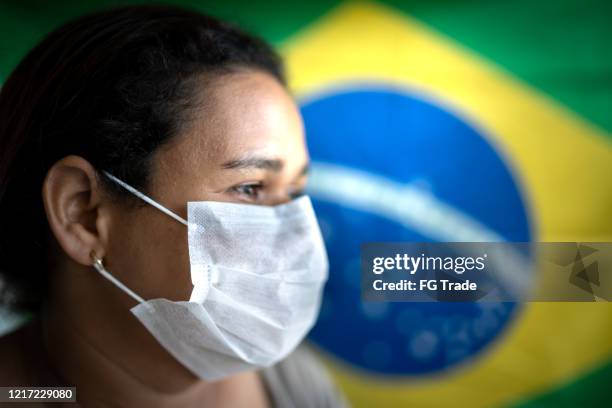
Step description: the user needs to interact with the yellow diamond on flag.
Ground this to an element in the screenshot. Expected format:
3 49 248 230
280 2 612 407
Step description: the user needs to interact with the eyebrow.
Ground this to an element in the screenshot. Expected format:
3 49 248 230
221 156 284 171
221 155 309 178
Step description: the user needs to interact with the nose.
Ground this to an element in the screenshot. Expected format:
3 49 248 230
266 190 294 206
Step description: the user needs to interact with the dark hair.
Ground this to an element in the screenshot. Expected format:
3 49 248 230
0 5 286 312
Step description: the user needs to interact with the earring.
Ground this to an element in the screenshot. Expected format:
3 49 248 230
89 249 145 303
90 250 104 269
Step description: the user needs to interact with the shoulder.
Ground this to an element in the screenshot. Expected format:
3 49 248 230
260 343 350 408
0 325 28 384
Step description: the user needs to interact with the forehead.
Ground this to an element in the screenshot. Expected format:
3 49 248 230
149 69 308 193
166 70 306 170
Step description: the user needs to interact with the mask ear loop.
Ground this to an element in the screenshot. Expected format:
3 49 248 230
101 171 188 227
91 251 146 304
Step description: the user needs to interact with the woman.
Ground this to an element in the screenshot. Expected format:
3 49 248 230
0 5 347 407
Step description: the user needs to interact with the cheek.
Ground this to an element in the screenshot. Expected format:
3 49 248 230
107 209 193 301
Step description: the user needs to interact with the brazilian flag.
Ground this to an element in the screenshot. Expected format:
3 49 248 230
1 1 611 407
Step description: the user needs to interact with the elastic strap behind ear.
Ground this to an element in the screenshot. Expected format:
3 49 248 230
102 171 188 227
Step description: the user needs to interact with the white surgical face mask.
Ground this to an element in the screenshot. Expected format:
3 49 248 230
93 171 329 381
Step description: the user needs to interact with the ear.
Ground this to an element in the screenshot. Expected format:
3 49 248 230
42 155 110 266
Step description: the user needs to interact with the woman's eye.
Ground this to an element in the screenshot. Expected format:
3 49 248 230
289 189 305 199
232 183 264 200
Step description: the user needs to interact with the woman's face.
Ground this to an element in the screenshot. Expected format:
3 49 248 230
102 70 308 304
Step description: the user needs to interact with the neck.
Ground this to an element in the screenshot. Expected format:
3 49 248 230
23 261 269 408
27 260 222 408
29 302 219 408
